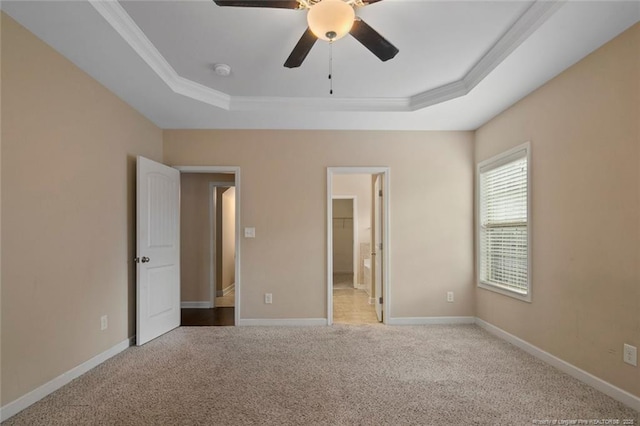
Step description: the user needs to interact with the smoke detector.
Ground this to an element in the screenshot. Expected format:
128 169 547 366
213 63 231 77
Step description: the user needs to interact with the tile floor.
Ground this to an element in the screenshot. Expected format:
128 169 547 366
332 273 379 324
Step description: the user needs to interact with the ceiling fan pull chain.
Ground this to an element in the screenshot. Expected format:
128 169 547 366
329 41 333 95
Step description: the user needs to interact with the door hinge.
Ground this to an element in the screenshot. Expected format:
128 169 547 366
378 243 383 250
378 189 383 197
133 257 140 263
379 297 383 304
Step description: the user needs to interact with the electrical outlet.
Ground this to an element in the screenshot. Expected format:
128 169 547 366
100 315 108 331
623 344 637 366
265 293 272 304
447 292 454 303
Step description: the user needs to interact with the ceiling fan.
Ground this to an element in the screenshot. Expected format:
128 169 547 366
213 0 399 68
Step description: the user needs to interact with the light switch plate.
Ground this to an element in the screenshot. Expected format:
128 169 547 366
244 227 255 238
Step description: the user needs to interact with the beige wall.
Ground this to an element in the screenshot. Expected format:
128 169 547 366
475 23 640 398
333 174 372 284
332 199 354 274
0 11 3 406
164 130 475 320
180 173 234 302
222 187 236 291
1 13 163 405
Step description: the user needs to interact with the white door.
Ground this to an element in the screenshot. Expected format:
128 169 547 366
136 156 181 345
373 175 383 322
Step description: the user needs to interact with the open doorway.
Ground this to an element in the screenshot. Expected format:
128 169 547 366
178 170 239 326
332 197 357 290
328 168 390 325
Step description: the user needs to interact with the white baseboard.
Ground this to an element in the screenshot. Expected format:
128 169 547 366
475 318 640 412
0 337 132 422
222 283 235 296
368 297 376 305
237 318 328 326
354 284 367 291
386 316 476 325
181 301 212 309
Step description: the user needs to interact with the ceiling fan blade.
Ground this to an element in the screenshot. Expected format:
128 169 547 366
213 0 300 9
284 28 317 68
349 18 398 62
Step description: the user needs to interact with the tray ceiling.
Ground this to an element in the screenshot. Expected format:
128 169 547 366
2 0 638 129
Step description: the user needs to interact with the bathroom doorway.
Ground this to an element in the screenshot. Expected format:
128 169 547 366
327 168 390 325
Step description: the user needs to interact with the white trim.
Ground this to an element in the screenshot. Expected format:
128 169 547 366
176 166 240 174
87 0 230 110
230 96 411 112
476 141 532 303
475 318 640 412
416 0 565 110
181 301 212 309
175 166 241 326
332 195 358 287
0 338 132 422
222 283 235 296
88 0 562 112
237 318 328 327
327 167 390 326
387 317 476 325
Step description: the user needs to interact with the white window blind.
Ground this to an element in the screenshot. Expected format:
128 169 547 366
478 144 530 299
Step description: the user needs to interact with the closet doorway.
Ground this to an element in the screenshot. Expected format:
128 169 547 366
332 196 358 290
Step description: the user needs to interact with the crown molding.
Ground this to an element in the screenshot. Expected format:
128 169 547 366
462 0 566 93
88 0 230 109
230 95 411 111
89 0 563 113
410 0 564 110
409 80 469 110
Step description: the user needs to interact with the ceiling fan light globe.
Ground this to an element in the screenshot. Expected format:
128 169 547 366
307 0 355 42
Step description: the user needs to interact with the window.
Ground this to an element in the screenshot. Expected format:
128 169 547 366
477 142 531 301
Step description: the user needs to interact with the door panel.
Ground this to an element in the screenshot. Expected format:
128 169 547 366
137 156 180 346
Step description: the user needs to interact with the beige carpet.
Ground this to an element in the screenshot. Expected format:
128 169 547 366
4 325 638 425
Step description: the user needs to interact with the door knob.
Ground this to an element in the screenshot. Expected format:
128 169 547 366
141 257 150 263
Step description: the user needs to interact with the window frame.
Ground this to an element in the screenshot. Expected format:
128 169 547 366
476 141 532 302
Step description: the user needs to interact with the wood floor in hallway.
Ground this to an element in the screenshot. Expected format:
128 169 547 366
181 307 234 326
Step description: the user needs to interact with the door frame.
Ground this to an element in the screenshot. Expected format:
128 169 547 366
331 195 358 288
327 167 390 325
175 166 241 326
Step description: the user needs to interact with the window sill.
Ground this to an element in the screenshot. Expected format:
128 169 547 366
478 281 531 303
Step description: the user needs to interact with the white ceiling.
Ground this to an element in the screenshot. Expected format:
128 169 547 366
2 0 639 130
